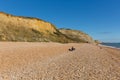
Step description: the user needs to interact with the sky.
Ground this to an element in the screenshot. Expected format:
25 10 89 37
0 0 120 42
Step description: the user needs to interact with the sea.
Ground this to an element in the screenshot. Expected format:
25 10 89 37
101 43 120 48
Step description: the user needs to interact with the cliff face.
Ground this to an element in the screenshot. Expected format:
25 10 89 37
59 29 95 43
0 12 74 42
0 12 95 43
0 12 57 34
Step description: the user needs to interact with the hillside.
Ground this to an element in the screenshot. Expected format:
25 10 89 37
59 28 95 43
0 12 94 43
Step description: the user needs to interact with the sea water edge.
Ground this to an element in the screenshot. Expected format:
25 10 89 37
99 43 120 50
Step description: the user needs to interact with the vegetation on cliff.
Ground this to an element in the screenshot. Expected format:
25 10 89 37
0 12 95 43
59 28 95 43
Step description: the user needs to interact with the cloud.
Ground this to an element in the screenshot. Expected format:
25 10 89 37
100 38 120 43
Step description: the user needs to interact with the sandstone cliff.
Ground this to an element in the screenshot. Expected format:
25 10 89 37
0 12 73 43
59 28 95 43
0 12 95 43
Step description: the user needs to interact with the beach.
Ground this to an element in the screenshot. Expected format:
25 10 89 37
0 42 120 80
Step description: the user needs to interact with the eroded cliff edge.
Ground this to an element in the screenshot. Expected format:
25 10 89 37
0 12 95 43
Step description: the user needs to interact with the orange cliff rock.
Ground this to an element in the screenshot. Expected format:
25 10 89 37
0 12 95 43
0 12 73 42
0 12 57 34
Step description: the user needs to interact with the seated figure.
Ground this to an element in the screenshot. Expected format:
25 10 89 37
69 46 75 51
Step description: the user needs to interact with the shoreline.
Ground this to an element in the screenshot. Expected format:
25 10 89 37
99 44 120 50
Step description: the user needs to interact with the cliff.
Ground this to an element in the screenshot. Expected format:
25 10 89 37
0 12 95 43
0 12 73 43
59 28 95 43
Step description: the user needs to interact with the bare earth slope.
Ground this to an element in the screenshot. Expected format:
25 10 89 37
0 42 120 80
59 29 95 43
0 12 73 43
0 12 95 43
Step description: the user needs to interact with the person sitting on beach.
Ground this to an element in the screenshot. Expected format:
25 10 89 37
71 46 75 50
69 46 75 51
